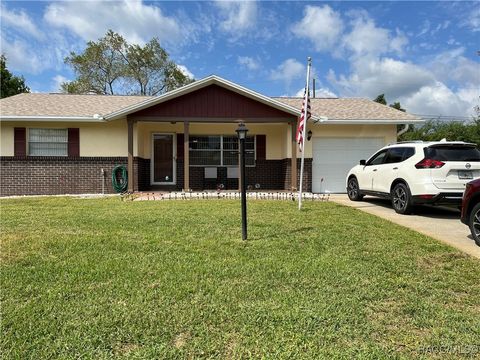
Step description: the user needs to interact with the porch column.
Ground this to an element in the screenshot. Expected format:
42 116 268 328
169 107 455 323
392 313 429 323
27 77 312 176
184 121 190 191
127 118 134 192
291 122 297 191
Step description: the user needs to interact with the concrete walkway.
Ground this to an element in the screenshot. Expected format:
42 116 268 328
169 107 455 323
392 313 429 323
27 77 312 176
330 194 480 259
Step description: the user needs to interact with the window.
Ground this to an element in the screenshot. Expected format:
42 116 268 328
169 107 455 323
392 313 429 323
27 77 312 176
367 149 388 165
28 128 68 156
222 136 255 166
189 135 255 166
385 147 415 164
424 145 480 162
403 147 415 161
189 136 221 166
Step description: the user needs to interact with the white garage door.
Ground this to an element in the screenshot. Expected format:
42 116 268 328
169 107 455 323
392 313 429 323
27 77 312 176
312 137 385 193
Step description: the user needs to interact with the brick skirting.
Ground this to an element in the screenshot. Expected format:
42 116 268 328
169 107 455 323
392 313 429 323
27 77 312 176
1 157 136 196
0 157 312 196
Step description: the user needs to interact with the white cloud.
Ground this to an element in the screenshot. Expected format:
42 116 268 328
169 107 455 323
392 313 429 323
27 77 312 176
0 5 43 40
237 56 260 70
401 82 477 117
0 35 51 74
417 20 430 37
291 6 407 58
343 12 408 58
428 48 480 86
51 75 69 92
291 5 343 52
177 64 194 79
215 1 257 34
462 6 480 32
295 87 336 98
328 57 435 100
270 59 305 85
314 87 337 98
328 54 478 117
44 0 185 45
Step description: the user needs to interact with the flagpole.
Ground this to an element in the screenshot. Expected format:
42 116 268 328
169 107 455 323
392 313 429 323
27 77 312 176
298 57 311 210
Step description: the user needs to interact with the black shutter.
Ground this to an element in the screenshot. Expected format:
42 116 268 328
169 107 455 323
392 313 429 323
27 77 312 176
256 135 266 160
68 128 80 157
177 133 184 160
14 127 26 157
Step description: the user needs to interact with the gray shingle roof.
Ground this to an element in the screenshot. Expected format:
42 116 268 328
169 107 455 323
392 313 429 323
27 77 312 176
0 92 419 122
0 93 150 117
275 97 419 121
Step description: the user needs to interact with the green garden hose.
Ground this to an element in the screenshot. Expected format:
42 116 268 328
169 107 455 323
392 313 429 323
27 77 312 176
112 165 128 193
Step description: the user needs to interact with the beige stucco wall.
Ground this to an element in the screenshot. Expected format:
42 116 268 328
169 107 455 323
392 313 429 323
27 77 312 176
288 123 397 158
136 122 289 160
0 120 132 157
0 124 14 156
1 120 397 159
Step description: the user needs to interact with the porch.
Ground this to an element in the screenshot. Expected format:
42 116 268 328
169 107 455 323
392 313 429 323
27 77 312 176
124 81 307 193
127 121 306 192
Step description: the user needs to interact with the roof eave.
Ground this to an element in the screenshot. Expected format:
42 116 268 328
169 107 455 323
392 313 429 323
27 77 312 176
0 115 105 122
313 118 424 125
104 75 302 121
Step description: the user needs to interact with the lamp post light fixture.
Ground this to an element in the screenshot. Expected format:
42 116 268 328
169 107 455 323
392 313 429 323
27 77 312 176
236 122 248 240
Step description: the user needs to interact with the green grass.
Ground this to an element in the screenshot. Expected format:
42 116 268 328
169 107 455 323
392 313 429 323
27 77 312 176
1 197 479 359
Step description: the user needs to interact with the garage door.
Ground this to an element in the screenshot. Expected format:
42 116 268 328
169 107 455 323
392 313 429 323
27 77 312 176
312 137 385 193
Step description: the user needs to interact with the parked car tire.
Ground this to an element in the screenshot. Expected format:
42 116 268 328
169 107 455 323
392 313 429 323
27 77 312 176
469 202 480 247
391 183 413 215
347 177 364 201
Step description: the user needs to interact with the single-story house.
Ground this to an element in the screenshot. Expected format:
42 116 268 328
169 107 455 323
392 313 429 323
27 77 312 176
0 75 421 196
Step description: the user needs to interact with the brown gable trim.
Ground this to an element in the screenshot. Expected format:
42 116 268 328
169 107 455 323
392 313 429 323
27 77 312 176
127 116 295 123
129 85 296 120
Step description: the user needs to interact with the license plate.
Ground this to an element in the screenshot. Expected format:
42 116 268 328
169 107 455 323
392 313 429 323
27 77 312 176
458 170 473 179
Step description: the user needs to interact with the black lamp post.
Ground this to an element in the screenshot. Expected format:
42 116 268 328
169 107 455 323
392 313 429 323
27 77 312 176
236 122 248 240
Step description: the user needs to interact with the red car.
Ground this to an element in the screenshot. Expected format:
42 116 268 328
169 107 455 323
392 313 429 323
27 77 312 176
461 178 480 246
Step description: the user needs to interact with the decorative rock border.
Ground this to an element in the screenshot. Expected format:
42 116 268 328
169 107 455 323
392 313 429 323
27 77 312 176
129 191 330 202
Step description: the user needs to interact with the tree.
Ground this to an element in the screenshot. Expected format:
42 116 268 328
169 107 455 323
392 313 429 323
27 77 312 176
0 55 30 98
399 120 480 147
62 30 193 95
389 102 405 112
124 39 190 95
374 94 406 112
63 30 126 95
373 94 387 105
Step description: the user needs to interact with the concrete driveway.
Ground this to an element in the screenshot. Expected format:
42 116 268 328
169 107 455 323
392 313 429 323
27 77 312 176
330 194 480 259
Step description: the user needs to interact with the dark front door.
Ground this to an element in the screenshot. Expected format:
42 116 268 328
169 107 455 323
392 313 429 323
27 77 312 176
152 134 175 184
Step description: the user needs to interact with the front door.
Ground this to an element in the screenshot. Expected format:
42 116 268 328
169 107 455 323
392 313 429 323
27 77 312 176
152 133 176 185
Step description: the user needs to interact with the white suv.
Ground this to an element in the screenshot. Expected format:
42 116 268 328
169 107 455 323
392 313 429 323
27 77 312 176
346 140 480 214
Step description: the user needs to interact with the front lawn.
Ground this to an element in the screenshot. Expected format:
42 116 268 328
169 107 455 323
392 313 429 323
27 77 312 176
1 197 479 359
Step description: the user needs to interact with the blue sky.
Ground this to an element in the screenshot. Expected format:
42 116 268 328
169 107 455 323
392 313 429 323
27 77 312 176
1 1 479 118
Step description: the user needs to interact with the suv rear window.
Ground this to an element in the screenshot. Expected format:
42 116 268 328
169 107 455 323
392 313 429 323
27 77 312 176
424 145 480 161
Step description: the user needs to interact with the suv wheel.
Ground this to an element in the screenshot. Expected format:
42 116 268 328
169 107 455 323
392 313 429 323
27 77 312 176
469 202 480 247
391 183 413 215
347 177 364 201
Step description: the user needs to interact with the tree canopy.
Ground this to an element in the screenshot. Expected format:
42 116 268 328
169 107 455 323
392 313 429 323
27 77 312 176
399 119 480 147
373 93 405 112
373 94 387 105
62 30 193 95
389 102 405 112
0 55 30 99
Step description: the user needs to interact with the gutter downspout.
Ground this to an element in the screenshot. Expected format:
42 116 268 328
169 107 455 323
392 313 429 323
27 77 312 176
397 124 409 137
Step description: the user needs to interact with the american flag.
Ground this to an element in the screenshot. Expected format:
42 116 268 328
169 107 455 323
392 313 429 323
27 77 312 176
296 89 311 152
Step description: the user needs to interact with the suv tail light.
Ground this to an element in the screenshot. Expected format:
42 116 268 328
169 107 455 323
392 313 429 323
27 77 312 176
415 158 445 169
